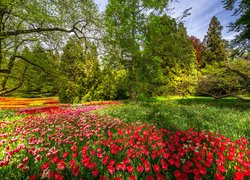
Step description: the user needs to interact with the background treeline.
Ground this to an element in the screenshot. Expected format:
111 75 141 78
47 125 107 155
0 0 249 103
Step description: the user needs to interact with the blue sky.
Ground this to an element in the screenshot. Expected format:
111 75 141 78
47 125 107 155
94 0 238 41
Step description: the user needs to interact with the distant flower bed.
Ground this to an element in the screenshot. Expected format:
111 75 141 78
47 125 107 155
0 106 249 179
0 97 60 109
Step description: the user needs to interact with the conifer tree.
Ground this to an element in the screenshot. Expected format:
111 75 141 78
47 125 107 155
202 16 226 66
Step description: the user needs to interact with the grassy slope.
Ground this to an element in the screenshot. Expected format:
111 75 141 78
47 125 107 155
94 96 250 141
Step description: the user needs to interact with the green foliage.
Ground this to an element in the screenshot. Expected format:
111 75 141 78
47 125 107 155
58 37 127 103
59 37 99 103
202 16 226 66
197 62 245 95
0 0 100 96
144 15 198 96
17 45 58 97
104 0 169 100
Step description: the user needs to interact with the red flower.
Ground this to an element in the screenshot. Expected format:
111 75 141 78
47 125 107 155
215 173 225 180
54 172 64 180
174 170 181 178
72 152 77 158
62 152 69 159
147 175 155 180
22 157 29 164
35 155 42 161
218 165 226 173
103 156 109 165
41 162 50 171
92 169 99 177
144 161 151 172
70 145 78 152
137 165 144 173
48 171 55 179
70 160 75 167
29 175 36 180
17 163 24 169
153 164 160 173
124 157 130 164
100 176 106 180
127 165 134 173
156 174 164 180
51 156 58 163
57 160 66 171
130 175 135 180
234 172 245 180
160 159 168 170
108 165 115 174
71 164 80 177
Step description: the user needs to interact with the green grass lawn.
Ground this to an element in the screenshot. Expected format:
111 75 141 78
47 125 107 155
95 96 250 141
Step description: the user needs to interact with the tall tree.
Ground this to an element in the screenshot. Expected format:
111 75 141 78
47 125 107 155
222 0 250 50
144 15 197 96
59 36 101 103
104 0 169 100
202 16 226 66
0 0 100 96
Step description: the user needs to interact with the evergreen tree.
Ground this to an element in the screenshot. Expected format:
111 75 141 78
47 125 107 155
202 16 226 66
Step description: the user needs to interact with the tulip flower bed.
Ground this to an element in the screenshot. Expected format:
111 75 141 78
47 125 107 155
0 97 60 109
0 105 250 179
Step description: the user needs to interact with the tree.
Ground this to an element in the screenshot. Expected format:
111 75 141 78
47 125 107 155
17 45 58 97
144 15 197 96
104 0 169 100
222 0 250 50
189 36 203 65
0 0 100 96
202 16 226 66
59 37 100 103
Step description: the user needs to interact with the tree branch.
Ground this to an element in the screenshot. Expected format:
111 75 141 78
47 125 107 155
14 55 47 73
1 27 74 38
200 91 250 102
0 20 89 38
0 66 27 96
226 61 249 81
0 69 11 74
